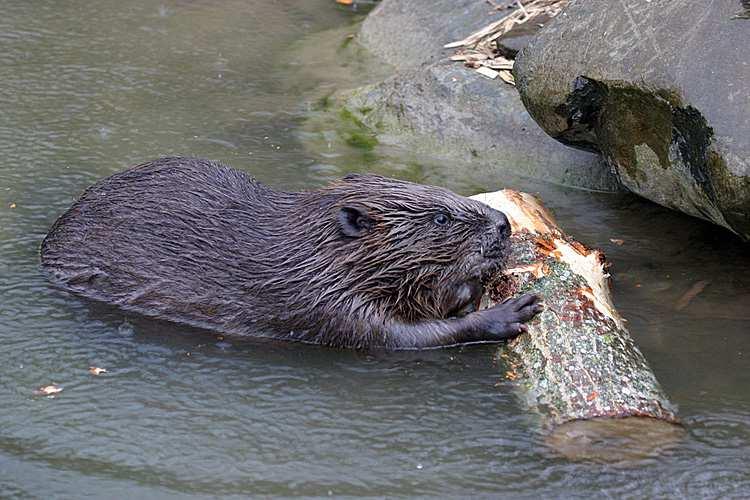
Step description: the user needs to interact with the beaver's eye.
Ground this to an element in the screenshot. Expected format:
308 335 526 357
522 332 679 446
433 213 450 226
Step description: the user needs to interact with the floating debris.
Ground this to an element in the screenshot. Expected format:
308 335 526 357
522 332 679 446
89 366 108 376
34 384 62 396
675 280 710 311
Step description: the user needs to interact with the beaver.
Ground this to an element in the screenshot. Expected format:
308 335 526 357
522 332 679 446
41 157 542 349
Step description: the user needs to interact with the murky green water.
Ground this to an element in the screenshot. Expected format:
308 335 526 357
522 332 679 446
2 1 749 498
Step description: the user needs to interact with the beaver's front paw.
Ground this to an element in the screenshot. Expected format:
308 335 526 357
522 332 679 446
473 293 543 340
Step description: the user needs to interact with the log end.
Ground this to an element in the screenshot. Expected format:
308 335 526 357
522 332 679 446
546 416 685 463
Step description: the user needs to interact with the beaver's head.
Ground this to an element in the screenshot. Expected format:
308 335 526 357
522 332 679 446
308 174 511 323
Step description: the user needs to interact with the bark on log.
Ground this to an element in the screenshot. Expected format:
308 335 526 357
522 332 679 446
471 190 683 461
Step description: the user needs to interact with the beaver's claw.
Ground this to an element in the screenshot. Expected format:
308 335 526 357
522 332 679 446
473 293 543 340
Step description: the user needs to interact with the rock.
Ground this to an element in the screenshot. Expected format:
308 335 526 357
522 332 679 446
514 0 750 239
496 13 553 58
342 60 619 191
360 0 512 70
350 0 620 192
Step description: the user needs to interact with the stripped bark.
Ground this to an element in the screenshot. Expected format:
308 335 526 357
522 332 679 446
472 190 683 460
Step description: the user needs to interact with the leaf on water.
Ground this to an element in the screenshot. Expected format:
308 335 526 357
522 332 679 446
34 384 62 396
675 280 710 311
89 366 107 376
9 202 16 209
610 238 625 246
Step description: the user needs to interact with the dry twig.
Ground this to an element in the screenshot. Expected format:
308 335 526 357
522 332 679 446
446 0 569 85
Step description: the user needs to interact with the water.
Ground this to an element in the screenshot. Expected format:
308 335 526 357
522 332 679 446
1 1 749 497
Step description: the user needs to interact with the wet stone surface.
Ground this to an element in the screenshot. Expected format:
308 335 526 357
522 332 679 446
514 0 750 239
342 0 620 192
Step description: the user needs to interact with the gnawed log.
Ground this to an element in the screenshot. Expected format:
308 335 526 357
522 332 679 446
471 190 683 461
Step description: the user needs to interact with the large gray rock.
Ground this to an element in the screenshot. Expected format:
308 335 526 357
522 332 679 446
352 0 620 192
343 60 618 191
515 0 750 239
360 0 507 70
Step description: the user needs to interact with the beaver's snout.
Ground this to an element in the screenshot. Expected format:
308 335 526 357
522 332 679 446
480 208 511 259
490 207 511 239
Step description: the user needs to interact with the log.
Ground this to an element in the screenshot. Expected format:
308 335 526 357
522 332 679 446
471 190 684 461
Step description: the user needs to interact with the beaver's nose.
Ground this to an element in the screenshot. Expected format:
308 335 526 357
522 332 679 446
489 208 511 238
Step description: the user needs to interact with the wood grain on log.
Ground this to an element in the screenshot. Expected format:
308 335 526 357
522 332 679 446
472 190 683 460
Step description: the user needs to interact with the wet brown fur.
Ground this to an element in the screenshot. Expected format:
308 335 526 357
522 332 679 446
41 157 540 349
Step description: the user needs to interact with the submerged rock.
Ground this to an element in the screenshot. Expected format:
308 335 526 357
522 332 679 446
514 0 750 239
349 0 620 192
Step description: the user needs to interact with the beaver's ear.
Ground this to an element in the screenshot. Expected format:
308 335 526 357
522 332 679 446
337 205 374 238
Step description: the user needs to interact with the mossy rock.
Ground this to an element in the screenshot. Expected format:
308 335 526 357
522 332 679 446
514 0 750 240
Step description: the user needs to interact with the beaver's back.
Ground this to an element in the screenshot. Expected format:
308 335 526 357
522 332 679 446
41 158 529 348
41 157 278 329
